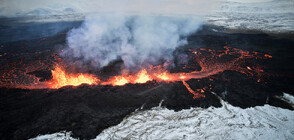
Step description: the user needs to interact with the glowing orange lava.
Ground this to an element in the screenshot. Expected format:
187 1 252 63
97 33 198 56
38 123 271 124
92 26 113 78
47 65 99 89
155 71 172 81
135 69 151 83
182 80 205 98
1 47 272 99
107 76 129 86
100 70 187 86
101 69 152 86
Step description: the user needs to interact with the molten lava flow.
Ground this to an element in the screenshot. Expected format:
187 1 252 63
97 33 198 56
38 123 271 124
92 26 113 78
1 47 272 99
101 70 187 86
47 65 99 89
182 81 205 99
101 69 152 86
109 76 129 86
155 71 171 81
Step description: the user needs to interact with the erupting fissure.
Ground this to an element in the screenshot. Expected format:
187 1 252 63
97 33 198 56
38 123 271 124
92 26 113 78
47 66 208 98
43 47 272 98
1 47 272 99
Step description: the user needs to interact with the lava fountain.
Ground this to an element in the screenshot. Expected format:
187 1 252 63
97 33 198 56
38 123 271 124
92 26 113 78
46 65 99 89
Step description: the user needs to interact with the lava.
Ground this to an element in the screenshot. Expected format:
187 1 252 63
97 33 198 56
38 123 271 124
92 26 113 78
135 69 151 83
155 71 172 81
46 65 99 89
182 80 205 99
1 47 272 98
100 69 150 86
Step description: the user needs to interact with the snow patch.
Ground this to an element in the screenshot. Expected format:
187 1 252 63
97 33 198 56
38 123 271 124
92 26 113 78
274 93 294 108
96 100 294 140
31 100 294 140
206 0 294 33
30 131 77 140
283 93 294 106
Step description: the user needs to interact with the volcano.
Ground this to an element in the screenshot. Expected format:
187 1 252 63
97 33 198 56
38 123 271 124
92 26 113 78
1 22 294 139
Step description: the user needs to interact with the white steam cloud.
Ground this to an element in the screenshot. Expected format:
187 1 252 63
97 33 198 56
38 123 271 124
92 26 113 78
63 15 202 70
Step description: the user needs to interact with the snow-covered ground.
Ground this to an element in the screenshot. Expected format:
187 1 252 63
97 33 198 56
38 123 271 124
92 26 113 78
206 0 294 33
31 93 294 140
284 93 294 105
